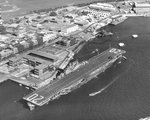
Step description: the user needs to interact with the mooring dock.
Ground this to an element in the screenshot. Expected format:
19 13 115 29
23 48 126 107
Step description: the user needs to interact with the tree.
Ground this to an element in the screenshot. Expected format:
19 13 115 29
49 11 57 16
0 25 6 34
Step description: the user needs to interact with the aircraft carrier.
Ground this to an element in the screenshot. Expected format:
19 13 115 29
23 48 126 110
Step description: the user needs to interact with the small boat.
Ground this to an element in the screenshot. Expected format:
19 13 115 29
132 34 138 38
89 73 123 97
89 88 105 96
118 42 125 47
118 61 121 64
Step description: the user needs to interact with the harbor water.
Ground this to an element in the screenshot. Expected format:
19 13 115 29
0 0 150 120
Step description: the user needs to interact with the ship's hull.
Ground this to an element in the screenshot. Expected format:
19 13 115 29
28 58 116 108
23 48 126 110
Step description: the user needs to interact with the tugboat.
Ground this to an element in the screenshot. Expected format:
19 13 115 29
132 34 138 38
118 42 125 47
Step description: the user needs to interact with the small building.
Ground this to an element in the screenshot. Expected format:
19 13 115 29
89 3 116 11
36 34 44 45
111 14 122 19
64 13 78 19
43 33 57 43
134 7 150 14
8 56 22 67
135 2 150 8
0 35 9 42
0 49 13 59
31 39 38 46
7 23 19 28
30 63 54 79
89 4 103 10
26 39 34 49
0 43 7 50
20 40 30 49
12 47 19 54
74 16 89 26
61 24 81 35
13 43 25 53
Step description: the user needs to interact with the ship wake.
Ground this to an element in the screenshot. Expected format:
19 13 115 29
89 75 120 97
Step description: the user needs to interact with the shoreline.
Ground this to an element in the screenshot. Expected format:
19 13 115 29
2 0 120 20
1 0 149 20
4 0 149 21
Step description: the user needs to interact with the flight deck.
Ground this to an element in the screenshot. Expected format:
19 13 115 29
23 48 126 107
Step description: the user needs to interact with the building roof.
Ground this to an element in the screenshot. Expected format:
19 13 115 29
9 56 22 62
28 45 68 62
24 54 51 64
30 51 58 62
34 63 52 70
38 45 64 55
62 24 78 30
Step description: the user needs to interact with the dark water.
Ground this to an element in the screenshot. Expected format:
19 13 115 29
0 17 150 120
